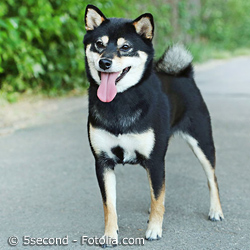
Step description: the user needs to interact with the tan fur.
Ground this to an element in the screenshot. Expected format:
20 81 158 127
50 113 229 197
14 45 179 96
85 39 148 93
133 17 153 39
207 170 224 219
85 8 105 31
101 36 109 45
146 171 165 239
103 202 118 237
148 181 165 225
117 37 126 47
207 175 221 209
102 170 118 239
181 133 224 220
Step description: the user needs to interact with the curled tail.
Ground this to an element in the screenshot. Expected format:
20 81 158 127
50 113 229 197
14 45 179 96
155 44 194 78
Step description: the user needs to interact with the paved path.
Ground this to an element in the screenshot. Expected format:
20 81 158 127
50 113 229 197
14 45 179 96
0 57 250 249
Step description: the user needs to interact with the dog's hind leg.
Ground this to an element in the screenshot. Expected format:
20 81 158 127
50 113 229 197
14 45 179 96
145 159 165 240
180 117 224 221
95 159 118 247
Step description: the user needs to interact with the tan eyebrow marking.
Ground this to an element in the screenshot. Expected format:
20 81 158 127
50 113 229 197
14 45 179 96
117 37 126 47
101 36 109 45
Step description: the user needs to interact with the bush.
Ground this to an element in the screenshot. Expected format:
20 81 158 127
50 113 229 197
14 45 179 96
200 0 250 49
0 0 89 102
1 0 250 102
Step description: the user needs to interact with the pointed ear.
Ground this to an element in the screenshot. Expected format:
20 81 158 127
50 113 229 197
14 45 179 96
132 13 154 40
85 5 107 31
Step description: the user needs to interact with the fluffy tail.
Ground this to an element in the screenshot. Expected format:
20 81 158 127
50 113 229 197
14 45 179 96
155 44 193 77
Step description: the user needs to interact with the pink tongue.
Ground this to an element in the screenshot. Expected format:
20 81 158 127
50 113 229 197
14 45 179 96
97 72 120 102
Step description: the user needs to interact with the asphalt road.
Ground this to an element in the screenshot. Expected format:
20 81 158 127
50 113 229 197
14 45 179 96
1 56 250 249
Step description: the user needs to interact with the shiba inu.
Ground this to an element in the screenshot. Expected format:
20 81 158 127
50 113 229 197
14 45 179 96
83 4 224 247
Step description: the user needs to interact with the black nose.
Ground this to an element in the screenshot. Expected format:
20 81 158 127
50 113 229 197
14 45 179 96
99 58 112 70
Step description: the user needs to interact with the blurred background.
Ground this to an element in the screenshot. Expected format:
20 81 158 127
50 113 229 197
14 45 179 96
0 0 250 103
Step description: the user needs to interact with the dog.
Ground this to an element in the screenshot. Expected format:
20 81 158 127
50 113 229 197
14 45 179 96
83 4 224 247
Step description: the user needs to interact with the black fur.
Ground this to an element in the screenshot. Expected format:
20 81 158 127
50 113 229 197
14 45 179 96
83 5 222 241
84 7 214 197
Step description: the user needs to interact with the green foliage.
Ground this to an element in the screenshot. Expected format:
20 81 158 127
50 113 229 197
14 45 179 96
0 0 250 102
200 0 250 49
0 0 89 102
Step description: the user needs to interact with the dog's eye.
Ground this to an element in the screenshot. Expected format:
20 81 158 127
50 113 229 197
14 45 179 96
95 41 105 50
120 44 131 52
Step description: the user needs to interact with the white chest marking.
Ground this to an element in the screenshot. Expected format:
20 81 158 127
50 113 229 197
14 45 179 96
89 125 155 161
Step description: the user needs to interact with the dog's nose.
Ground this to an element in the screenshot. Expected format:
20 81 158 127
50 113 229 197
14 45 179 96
99 58 112 70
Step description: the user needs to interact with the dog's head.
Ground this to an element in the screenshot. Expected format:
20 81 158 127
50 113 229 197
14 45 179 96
84 5 154 102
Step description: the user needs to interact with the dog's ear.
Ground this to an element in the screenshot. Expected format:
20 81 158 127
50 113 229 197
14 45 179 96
132 13 154 40
85 5 107 31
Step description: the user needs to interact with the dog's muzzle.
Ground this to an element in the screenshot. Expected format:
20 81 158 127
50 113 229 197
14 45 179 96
99 58 112 70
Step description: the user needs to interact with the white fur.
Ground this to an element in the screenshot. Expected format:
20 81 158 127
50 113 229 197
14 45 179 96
104 170 117 210
156 44 193 74
181 133 214 179
117 37 125 46
145 223 162 240
86 44 100 84
116 51 148 93
85 9 104 31
101 36 109 45
102 170 118 246
85 44 148 93
134 17 153 39
181 133 224 220
89 124 155 162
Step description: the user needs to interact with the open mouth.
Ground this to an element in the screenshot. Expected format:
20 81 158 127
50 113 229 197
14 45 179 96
97 67 131 103
115 67 131 83
98 67 131 84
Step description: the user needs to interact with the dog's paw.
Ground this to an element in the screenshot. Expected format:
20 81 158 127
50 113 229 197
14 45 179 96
99 232 118 248
208 208 224 221
145 222 162 241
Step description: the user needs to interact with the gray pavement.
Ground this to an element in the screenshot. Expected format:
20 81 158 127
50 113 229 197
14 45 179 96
1 56 250 249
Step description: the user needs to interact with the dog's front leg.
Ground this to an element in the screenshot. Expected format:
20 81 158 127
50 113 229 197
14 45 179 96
95 159 118 247
145 160 165 241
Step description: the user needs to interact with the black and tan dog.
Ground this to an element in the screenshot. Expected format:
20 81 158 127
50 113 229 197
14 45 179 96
83 4 224 247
